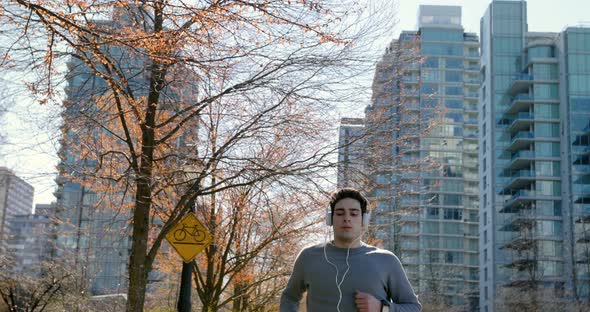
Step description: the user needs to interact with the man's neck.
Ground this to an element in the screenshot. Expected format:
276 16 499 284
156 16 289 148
332 239 362 249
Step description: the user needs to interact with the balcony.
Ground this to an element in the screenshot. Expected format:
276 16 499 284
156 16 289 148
465 91 479 99
465 52 479 59
508 131 535 151
501 211 540 232
402 76 419 84
502 273 563 289
573 165 590 176
510 150 535 161
504 258 537 270
575 212 590 224
464 78 480 86
524 56 558 69
501 234 537 250
576 250 590 264
465 65 480 72
503 170 536 191
577 231 590 243
401 90 420 97
507 93 534 114
574 205 590 222
465 104 478 112
404 64 420 71
574 148 590 165
503 190 537 210
403 103 420 111
508 74 534 94
575 195 590 204
507 112 535 133
500 200 535 213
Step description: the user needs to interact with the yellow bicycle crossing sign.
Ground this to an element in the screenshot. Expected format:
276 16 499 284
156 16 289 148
165 213 213 263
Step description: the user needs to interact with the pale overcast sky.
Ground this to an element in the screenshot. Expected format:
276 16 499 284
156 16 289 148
3 0 590 207
395 0 590 37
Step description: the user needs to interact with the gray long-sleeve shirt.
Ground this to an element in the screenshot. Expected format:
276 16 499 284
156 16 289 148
280 242 421 312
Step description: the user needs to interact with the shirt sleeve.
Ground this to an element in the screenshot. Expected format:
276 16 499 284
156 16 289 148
280 249 307 312
387 254 422 312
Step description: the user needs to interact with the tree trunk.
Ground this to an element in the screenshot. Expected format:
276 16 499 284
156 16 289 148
126 57 164 312
126 179 153 311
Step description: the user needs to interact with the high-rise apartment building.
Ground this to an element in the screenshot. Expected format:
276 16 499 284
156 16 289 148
339 5 480 310
54 7 196 295
337 117 366 189
53 9 144 295
5 204 56 275
0 167 34 244
479 1 590 310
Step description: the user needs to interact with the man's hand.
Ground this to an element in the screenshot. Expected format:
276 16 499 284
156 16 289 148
354 290 382 312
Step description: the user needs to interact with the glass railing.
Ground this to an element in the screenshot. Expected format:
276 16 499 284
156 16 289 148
507 113 534 127
402 76 419 82
574 165 590 174
464 78 480 84
515 112 534 120
513 74 534 81
465 104 478 111
404 103 420 110
511 131 534 141
513 93 532 101
511 170 535 179
511 150 535 160
465 92 479 98
511 189 535 199
464 187 479 194
465 65 479 71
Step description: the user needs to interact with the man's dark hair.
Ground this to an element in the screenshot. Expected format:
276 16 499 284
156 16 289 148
329 188 369 215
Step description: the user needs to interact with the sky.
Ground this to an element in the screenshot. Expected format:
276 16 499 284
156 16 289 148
2 0 590 209
395 0 590 37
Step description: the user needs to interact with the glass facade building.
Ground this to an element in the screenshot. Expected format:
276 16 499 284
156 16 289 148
54 8 152 295
337 117 366 189
339 5 480 310
479 1 590 310
0 167 34 247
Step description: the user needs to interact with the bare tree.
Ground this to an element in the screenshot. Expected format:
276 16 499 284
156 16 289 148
1 1 397 311
0 255 89 312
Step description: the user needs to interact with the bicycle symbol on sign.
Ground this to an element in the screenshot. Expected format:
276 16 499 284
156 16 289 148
173 224 206 243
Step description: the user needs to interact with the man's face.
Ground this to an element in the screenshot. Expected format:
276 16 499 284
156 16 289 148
332 198 363 246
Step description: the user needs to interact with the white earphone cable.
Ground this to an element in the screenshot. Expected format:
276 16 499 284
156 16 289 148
323 212 369 312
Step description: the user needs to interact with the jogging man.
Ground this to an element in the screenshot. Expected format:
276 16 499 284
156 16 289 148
280 188 421 312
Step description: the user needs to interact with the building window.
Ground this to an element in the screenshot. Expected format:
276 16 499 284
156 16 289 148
443 208 462 220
